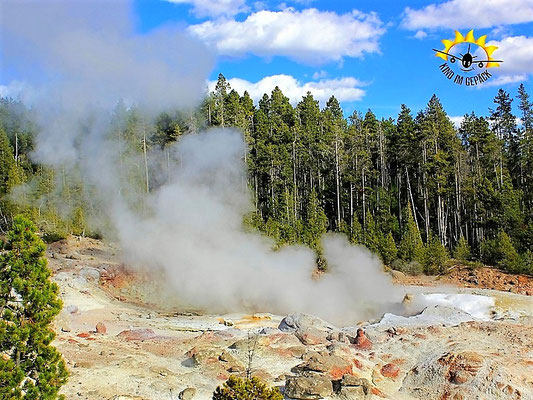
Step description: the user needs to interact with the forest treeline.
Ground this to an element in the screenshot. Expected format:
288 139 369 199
0 74 532 275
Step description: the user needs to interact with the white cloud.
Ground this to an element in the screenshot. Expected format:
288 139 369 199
449 116 464 127
477 35 533 87
482 74 528 87
312 70 328 79
164 0 248 18
208 74 367 105
487 36 533 75
402 0 533 30
188 8 385 64
413 30 428 39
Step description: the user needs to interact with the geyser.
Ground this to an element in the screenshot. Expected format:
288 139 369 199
1 0 403 324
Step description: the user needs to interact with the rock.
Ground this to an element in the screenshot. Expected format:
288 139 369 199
338 376 371 399
117 329 156 341
279 313 335 333
440 351 483 384
218 350 245 371
185 347 219 365
326 342 352 358
285 373 333 399
80 267 101 281
296 327 329 345
293 351 352 380
354 329 372 350
66 305 79 314
66 252 81 260
279 313 335 346
381 363 400 379
338 386 367 399
341 375 370 393
178 388 196 400
217 318 233 326
95 322 107 334
402 293 414 305
327 331 350 344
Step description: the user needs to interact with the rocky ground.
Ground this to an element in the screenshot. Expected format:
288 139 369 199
48 236 533 400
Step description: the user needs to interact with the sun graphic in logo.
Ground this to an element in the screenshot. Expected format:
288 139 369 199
433 30 503 73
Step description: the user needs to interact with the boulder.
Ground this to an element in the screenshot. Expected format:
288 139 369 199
279 313 336 346
341 375 370 393
293 351 352 380
80 267 101 281
178 388 196 400
285 373 333 399
296 327 329 345
185 347 219 365
279 313 335 333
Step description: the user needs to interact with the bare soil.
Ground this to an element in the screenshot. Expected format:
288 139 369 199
47 236 533 400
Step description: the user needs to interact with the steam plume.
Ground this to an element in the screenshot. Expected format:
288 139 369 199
1 0 402 324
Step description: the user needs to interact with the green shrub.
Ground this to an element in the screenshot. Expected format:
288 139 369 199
213 376 283 400
391 259 423 275
42 229 67 243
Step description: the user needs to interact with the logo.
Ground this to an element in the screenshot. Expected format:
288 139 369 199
433 30 503 86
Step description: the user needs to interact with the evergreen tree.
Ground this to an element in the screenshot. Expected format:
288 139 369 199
150 112 181 149
517 84 533 210
490 89 517 188
453 236 471 263
424 233 449 275
379 232 398 265
0 125 19 195
363 212 380 255
303 190 328 269
495 230 521 273
349 214 364 245
0 216 68 398
398 204 424 263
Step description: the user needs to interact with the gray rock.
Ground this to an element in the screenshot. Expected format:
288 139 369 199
338 386 368 399
80 267 101 281
279 313 335 333
285 373 333 399
66 305 79 314
279 313 336 345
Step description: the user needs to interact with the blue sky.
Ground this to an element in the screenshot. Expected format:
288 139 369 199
2 0 533 123
130 0 533 121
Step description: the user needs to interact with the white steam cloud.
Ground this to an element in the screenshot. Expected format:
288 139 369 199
1 0 402 324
